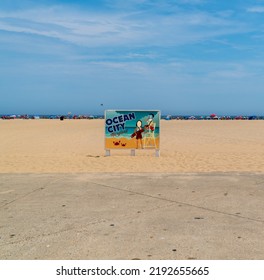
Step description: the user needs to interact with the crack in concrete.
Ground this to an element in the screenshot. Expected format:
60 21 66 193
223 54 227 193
0 218 104 247
0 176 65 209
255 180 264 186
0 202 175 247
1 174 264 250
88 180 264 224
0 203 174 247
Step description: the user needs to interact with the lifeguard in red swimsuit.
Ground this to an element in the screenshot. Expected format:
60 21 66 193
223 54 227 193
131 120 144 149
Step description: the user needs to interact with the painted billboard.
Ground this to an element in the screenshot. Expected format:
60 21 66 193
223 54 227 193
105 110 160 150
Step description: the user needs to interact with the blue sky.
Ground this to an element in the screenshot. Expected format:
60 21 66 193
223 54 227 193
1 0 264 115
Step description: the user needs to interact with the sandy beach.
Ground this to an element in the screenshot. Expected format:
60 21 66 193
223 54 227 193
1 119 264 173
1 120 264 260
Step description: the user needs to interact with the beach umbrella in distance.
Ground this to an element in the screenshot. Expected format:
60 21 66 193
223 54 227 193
210 113 216 118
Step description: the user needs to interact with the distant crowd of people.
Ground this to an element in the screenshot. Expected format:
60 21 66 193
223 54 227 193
165 115 263 120
0 115 100 120
1 114 263 120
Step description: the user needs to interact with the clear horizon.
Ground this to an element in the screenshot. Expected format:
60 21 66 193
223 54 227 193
1 0 264 115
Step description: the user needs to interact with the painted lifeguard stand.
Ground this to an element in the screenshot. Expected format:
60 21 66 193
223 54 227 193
143 122 157 149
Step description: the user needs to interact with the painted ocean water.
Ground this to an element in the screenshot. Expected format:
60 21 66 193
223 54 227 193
105 126 160 139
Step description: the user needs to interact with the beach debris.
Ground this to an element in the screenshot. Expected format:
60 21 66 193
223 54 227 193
62 205 66 207
86 155 100 158
10 234 15 238
172 249 177 252
110 224 115 227
224 192 228 196
194 217 204 220
132 258 141 260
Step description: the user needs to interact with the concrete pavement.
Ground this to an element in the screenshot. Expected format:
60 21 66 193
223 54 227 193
0 173 264 259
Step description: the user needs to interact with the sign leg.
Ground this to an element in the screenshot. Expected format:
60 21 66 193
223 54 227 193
131 149 136 156
155 149 160 157
105 150 111 157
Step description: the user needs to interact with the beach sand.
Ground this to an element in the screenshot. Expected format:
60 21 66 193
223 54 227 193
1 119 264 173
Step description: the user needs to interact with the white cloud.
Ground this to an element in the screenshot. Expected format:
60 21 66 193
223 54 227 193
89 61 151 75
125 52 158 59
247 6 264 13
0 5 249 48
209 69 248 79
178 0 206 4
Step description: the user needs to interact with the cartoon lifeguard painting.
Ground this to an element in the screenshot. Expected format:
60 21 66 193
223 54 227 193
105 110 160 150
131 120 144 149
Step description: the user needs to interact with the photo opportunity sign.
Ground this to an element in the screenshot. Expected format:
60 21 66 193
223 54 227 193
105 110 160 156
